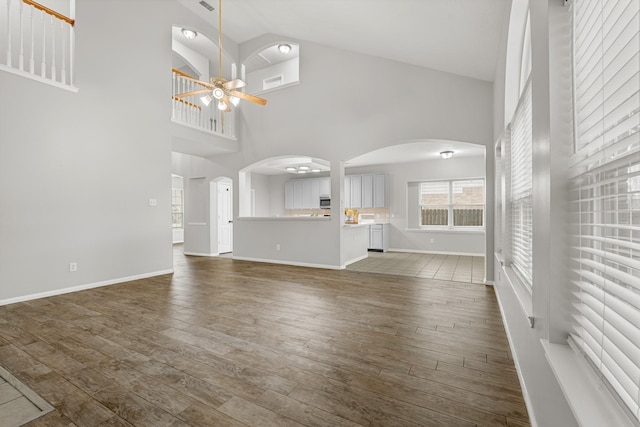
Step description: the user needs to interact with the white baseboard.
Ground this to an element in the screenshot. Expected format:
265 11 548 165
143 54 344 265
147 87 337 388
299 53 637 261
343 254 369 268
231 256 342 270
388 248 485 257
183 252 219 257
0 269 174 307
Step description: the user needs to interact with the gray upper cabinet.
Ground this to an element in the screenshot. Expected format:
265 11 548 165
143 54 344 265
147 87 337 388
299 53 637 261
350 175 362 208
373 174 385 208
284 181 294 209
344 173 385 209
285 177 330 209
345 176 351 209
361 175 374 208
320 177 331 196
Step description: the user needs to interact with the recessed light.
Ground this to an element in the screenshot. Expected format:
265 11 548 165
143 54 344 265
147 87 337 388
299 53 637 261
181 28 197 40
297 170 307 174
311 169 321 173
440 150 454 159
278 43 292 54
285 167 296 172
298 165 310 170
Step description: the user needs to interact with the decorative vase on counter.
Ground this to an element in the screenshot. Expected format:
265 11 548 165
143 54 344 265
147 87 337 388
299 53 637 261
344 208 359 224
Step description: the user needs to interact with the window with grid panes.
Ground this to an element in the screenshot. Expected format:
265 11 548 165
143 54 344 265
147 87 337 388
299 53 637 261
172 188 183 228
420 180 484 228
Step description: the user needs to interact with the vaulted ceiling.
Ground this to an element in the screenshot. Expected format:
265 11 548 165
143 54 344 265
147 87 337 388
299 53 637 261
177 0 511 82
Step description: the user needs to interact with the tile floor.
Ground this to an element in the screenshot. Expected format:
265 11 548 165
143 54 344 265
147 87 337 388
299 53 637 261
346 251 485 284
0 366 53 427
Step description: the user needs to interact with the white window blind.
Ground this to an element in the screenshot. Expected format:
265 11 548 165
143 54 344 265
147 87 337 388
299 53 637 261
510 79 533 291
571 0 640 422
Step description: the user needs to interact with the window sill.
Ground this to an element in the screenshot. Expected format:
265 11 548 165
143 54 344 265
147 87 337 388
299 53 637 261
542 339 637 427
406 228 485 235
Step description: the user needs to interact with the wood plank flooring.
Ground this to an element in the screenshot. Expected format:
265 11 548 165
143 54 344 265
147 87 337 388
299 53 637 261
0 248 530 426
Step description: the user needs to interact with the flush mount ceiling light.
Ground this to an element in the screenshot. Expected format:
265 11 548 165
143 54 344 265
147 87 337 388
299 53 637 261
278 43 292 54
440 150 454 159
181 28 197 40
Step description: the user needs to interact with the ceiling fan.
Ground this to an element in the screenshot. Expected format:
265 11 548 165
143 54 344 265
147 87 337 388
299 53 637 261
174 0 267 112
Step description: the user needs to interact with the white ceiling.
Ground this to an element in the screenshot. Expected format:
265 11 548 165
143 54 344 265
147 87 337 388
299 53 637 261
345 140 485 167
172 1 502 165
177 0 510 82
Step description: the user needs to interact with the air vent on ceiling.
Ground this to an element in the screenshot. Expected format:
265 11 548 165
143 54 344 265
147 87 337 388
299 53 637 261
199 1 214 11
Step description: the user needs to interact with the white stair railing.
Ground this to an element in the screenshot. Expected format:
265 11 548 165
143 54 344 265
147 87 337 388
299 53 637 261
1 0 75 87
171 69 236 138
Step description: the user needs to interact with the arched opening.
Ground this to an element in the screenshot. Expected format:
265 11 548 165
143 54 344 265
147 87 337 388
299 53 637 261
342 140 488 284
238 155 331 218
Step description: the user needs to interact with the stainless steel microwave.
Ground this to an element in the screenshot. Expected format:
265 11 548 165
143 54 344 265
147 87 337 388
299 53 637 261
319 197 331 208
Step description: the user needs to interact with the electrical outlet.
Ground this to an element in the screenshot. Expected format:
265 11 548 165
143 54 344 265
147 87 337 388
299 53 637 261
148 198 157 207
69 262 77 272
430 238 435 243
276 244 281 251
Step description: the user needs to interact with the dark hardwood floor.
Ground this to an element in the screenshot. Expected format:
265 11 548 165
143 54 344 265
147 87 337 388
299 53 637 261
0 248 530 426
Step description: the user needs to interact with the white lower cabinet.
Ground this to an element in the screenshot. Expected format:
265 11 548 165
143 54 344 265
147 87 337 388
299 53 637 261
368 224 389 252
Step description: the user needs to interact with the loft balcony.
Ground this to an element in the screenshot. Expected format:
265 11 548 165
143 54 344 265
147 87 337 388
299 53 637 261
0 0 76 91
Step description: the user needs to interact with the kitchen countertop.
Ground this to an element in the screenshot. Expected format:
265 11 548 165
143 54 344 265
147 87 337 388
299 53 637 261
237 216 331 221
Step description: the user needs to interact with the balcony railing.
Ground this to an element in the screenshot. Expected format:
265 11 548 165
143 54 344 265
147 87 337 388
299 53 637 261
0 0 75 88
171 69 236 139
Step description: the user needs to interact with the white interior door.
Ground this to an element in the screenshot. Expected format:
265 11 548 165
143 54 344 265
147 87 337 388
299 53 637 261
218 181 233 253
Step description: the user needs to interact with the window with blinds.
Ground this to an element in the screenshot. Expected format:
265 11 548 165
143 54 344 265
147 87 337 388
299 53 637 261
510 79 533 291
570 0 640 422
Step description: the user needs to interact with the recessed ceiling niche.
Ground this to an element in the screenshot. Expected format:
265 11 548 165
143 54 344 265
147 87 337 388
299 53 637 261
243 42 300 94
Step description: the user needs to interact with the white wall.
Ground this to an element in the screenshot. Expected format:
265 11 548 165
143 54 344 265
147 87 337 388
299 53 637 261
0 0 209 303
347 155 486 256
172 39 210 80
250 172 272 217
246 56 299 94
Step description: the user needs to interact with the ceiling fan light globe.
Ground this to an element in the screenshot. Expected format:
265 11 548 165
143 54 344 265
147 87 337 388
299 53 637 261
217 100 228 110
212 87 225 100
200 94 213 106
229 96 240 106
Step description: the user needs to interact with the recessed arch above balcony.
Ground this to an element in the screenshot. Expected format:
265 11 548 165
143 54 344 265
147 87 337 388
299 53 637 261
242 41 300 95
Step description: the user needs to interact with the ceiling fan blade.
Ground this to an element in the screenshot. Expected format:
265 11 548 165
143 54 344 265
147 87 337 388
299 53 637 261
223 79 246 90
228 90 268 106
174 89 211 98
